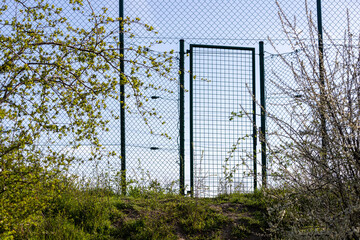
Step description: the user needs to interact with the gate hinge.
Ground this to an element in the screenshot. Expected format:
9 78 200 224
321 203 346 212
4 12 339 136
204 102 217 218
186 49 191 54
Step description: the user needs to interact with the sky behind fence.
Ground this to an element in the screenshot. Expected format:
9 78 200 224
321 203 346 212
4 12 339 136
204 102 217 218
3 0 359 195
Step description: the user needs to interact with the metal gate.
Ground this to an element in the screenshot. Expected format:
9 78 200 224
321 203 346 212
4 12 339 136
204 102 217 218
189 45 257 197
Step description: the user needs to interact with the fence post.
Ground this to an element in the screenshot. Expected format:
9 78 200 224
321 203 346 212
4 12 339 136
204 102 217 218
316 0 327 161
189 45 194 197
119 0 126 195
252 49 257 191
259 41 266 188
179 39 185 195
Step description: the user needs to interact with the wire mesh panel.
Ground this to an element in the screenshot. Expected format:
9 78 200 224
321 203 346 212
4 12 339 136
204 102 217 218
264 43 357 186
1 0 182 192
51 0 182 190
124 53 181 190
4 0 359 196
322 0 360 44
190 45 256 197
124 0 317 45
264 52 303 186
0 0 124 189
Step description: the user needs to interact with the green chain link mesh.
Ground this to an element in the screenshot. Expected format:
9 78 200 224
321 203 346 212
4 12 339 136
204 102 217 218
3 0 359 194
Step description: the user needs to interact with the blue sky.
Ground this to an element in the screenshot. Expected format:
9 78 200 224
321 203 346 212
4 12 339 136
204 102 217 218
4 0 358 195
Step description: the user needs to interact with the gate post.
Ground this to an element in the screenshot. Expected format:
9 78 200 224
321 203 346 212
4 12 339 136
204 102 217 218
259 41 267 188
179 39 185 195
252 48 257 191
189 45 194 197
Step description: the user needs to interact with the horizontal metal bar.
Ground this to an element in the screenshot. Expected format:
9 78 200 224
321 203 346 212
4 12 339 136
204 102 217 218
190 44 255 51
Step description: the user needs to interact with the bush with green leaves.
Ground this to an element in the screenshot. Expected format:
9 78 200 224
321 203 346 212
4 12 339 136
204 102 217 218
0 0 174 237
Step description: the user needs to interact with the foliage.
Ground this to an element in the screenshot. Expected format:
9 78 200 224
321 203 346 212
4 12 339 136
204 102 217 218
8 179 268 240
0 0 175 237
265 2 360 239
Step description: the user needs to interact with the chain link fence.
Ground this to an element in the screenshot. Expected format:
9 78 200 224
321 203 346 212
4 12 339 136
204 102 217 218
124 0 360 193
1 0 120 169
264 41 359 185
2 0 360 195
124 52 181 191
124 0 318 45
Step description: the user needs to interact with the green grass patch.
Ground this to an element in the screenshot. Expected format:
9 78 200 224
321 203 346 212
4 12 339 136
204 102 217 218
4 182 269 240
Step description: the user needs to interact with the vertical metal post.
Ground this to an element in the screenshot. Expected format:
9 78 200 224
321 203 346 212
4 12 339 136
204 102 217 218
119 0 126 195
316 0 327 160
259 41 267 188
179 39 185 195
189 45 194 197
252 49 257 191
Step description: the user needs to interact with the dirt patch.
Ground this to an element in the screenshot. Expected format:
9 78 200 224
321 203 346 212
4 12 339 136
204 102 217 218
210 202 269 240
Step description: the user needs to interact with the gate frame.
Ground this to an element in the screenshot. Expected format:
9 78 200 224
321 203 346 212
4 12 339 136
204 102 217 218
189 44 257 196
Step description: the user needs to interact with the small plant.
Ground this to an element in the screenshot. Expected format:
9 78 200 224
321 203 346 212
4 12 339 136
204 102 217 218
193 150 210 198
219 137 242 195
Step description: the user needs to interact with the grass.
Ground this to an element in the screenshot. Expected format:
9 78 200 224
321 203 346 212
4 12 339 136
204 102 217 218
7 180 270 240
